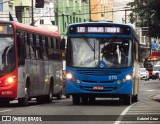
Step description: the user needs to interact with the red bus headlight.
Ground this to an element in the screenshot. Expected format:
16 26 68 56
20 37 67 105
1 76 16 87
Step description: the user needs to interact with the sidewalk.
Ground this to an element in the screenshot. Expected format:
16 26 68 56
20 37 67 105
151 94 160 102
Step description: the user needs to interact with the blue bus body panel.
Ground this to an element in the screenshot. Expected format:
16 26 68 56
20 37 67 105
67 34 132 39
65 66 133 95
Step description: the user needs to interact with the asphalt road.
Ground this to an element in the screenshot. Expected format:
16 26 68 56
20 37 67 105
0 79 160 124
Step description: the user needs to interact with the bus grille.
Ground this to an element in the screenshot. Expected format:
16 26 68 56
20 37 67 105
76 70 121 76
82 80 115 83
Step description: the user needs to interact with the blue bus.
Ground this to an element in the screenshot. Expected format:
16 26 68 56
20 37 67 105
65 22 140 105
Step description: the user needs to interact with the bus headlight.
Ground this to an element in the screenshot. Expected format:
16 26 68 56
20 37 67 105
66 72 73 80
125 74 132 80
7 77 14 84
0 76 16 87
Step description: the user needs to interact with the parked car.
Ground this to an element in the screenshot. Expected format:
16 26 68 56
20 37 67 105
158 72 160 80
152 65 160 80
140 68 149 81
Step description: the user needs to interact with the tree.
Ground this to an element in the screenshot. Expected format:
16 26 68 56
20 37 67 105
128 0 160 37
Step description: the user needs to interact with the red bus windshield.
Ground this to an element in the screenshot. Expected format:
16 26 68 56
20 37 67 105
0 24 15 75
144 57 160 71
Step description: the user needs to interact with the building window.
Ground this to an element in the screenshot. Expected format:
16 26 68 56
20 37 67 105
40 19 44 24
73 17 75 23
0 0 3 11
82 0 88 3
15 7 22 23
76 17 78 23
70 16 72 23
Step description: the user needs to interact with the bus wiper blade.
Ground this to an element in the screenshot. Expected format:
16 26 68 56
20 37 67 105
83 36 95 51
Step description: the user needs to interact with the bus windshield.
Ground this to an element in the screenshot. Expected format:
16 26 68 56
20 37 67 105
0 36 15 72
67 38 132 68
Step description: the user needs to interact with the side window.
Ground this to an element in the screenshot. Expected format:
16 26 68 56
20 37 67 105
56 38 60 50
42 36 48 60
25 33 30 58
36 35 43 59
16 30 25 59
52 38 61 60
45 36 49 60
32 34 38 59
48 37 53 60
51 37 54 49
29 33 36 59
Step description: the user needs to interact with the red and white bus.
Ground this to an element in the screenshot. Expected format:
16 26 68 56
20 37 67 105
0 21 65 106
144 55 160 79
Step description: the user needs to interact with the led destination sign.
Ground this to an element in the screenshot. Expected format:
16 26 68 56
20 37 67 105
69 25 131 34
77 27 121 33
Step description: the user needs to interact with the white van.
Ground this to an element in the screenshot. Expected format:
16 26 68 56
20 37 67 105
152 65 160 79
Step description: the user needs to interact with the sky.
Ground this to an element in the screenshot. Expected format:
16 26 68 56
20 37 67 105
113 0 134 7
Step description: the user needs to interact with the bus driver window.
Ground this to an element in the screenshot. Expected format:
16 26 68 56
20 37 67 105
101 43 118 66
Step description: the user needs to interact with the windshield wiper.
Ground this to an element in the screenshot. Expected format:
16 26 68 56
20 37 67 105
83 36 95 51
82 36 96 62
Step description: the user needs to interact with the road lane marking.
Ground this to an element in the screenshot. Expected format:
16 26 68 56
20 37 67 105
146 90 155 92
0 109 12 113
114 103 137 124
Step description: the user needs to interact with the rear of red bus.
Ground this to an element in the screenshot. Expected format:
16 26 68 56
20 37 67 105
0 22 18 104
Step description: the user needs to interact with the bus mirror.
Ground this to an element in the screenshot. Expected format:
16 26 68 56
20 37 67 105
60 38 65 50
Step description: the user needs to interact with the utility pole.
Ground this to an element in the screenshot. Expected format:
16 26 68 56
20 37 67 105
89 0 91 21
31 0 34 26
125 9 127 24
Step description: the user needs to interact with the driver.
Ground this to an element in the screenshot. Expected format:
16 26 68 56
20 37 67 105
101 44 118 66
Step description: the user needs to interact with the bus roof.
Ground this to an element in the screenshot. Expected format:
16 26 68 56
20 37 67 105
68 21 133 28
0 21 60 37
68 21 139 40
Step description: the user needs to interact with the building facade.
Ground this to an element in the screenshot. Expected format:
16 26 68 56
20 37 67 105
90 0 113 21
0 0 55 26
0 0 16 21
55 0 90 37
14 0 55 26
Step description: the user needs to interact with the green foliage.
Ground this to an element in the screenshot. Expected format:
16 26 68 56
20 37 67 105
128 0 160 37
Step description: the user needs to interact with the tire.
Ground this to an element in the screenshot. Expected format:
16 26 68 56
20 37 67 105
132 94 138 102
88 97 95 104
56 90 62 100
81 96 88 104
72 95 80 105
36 96 45 104
18 87 29 106
0 100 10 106
45 84 53 103
66 95 70 98
123 95 132 105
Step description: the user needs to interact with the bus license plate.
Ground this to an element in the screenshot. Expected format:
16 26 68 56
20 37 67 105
93 86 104 90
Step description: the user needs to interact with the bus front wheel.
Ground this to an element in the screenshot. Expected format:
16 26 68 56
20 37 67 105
132 94 138 102
18 87 29 106
81 96 88 104
123 95 132 105
72 95 80 105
